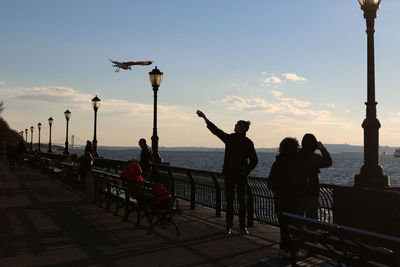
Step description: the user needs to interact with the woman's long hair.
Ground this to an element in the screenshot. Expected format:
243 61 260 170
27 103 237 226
278 137 299 159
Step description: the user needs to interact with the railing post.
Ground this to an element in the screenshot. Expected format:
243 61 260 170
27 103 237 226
246 183 254 227
210 174 221 217
186 170 196 210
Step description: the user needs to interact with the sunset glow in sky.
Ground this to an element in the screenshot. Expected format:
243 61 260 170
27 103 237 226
1 1 400 148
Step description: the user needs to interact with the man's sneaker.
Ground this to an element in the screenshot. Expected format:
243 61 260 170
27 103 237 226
240 227 249 235
224 227 232 234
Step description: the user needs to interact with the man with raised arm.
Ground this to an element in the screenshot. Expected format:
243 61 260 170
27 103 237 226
196 110 258 234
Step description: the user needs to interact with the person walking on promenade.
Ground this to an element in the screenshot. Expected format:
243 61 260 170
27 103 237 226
267 137 300 257
138 138 152 179
196 110 258 234
296 133 332 220
16 140 27 166
79 140 94 179
84 140 94 158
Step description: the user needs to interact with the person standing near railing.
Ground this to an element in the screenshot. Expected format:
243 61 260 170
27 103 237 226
267 137 300 258
138 138 152 179
296 133 332 220
80 140 95 202
196 110 258 234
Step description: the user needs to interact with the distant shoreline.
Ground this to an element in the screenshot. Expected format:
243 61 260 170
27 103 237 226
64 144 398 155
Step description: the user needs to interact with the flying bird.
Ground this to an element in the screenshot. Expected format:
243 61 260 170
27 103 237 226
109 59 153 72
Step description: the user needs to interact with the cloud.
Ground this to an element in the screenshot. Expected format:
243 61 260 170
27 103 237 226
386 112 400 124
218 93 350 128
222 95 311 115
10 85 189 120
260 76 282 87
282 73 307 81
222 96 268 112
270 90 282 98
14 86 92 106
319 103 336 108
0 81 6 86
102 99 178 116
264 77 282 83
259 72 306 88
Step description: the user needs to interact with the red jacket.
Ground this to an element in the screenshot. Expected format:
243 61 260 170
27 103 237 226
121 161 144 182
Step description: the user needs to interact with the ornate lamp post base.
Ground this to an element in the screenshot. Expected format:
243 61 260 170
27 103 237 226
151 135 161 163
63 146 69 155
354 166 389 188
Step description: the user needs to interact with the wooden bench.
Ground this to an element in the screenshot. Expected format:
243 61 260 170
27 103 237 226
281 212 400 266
60 162 85 192
91 169 126 215
91 169 182 235
128 178 182 235
39 157 63 178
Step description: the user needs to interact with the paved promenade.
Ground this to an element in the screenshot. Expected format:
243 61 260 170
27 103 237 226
0 161 330 267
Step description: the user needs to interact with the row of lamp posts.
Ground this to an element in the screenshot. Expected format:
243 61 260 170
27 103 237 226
24 108 84 155
21 66 163 162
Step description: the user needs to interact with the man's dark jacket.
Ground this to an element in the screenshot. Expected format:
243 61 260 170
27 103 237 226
206 120 258 177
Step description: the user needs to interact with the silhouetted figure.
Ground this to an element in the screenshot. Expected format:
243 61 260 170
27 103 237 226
268 137 300 257
79 141 94 179
6 144 16 166
138 138 152 179
16 140 26 166
0 141 5 161
197 110 258 234
296 133 332 219
84 140 94 157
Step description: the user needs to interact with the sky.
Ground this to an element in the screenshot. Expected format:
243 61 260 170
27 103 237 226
1 0 400 148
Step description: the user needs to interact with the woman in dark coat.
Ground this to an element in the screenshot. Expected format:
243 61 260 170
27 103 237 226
268 137 299 256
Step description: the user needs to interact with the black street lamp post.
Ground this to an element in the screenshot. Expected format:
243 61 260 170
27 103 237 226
25 128 28 142
48 117 53 153
91 95 101 157
354 0 389 188
149 66 163 163
64 109 71 155
30 126 34 151
37 122 42 152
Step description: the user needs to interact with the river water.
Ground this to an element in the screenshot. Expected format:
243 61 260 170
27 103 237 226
71 148 400 186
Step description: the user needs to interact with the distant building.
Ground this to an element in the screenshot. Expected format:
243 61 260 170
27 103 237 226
71 135 74 149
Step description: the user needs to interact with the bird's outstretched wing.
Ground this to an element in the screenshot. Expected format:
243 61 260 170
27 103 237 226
109 59 120 64
123 61 153 66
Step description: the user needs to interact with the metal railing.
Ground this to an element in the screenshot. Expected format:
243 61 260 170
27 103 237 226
28 152 337 226
153 164 335 226
25 152 400 237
